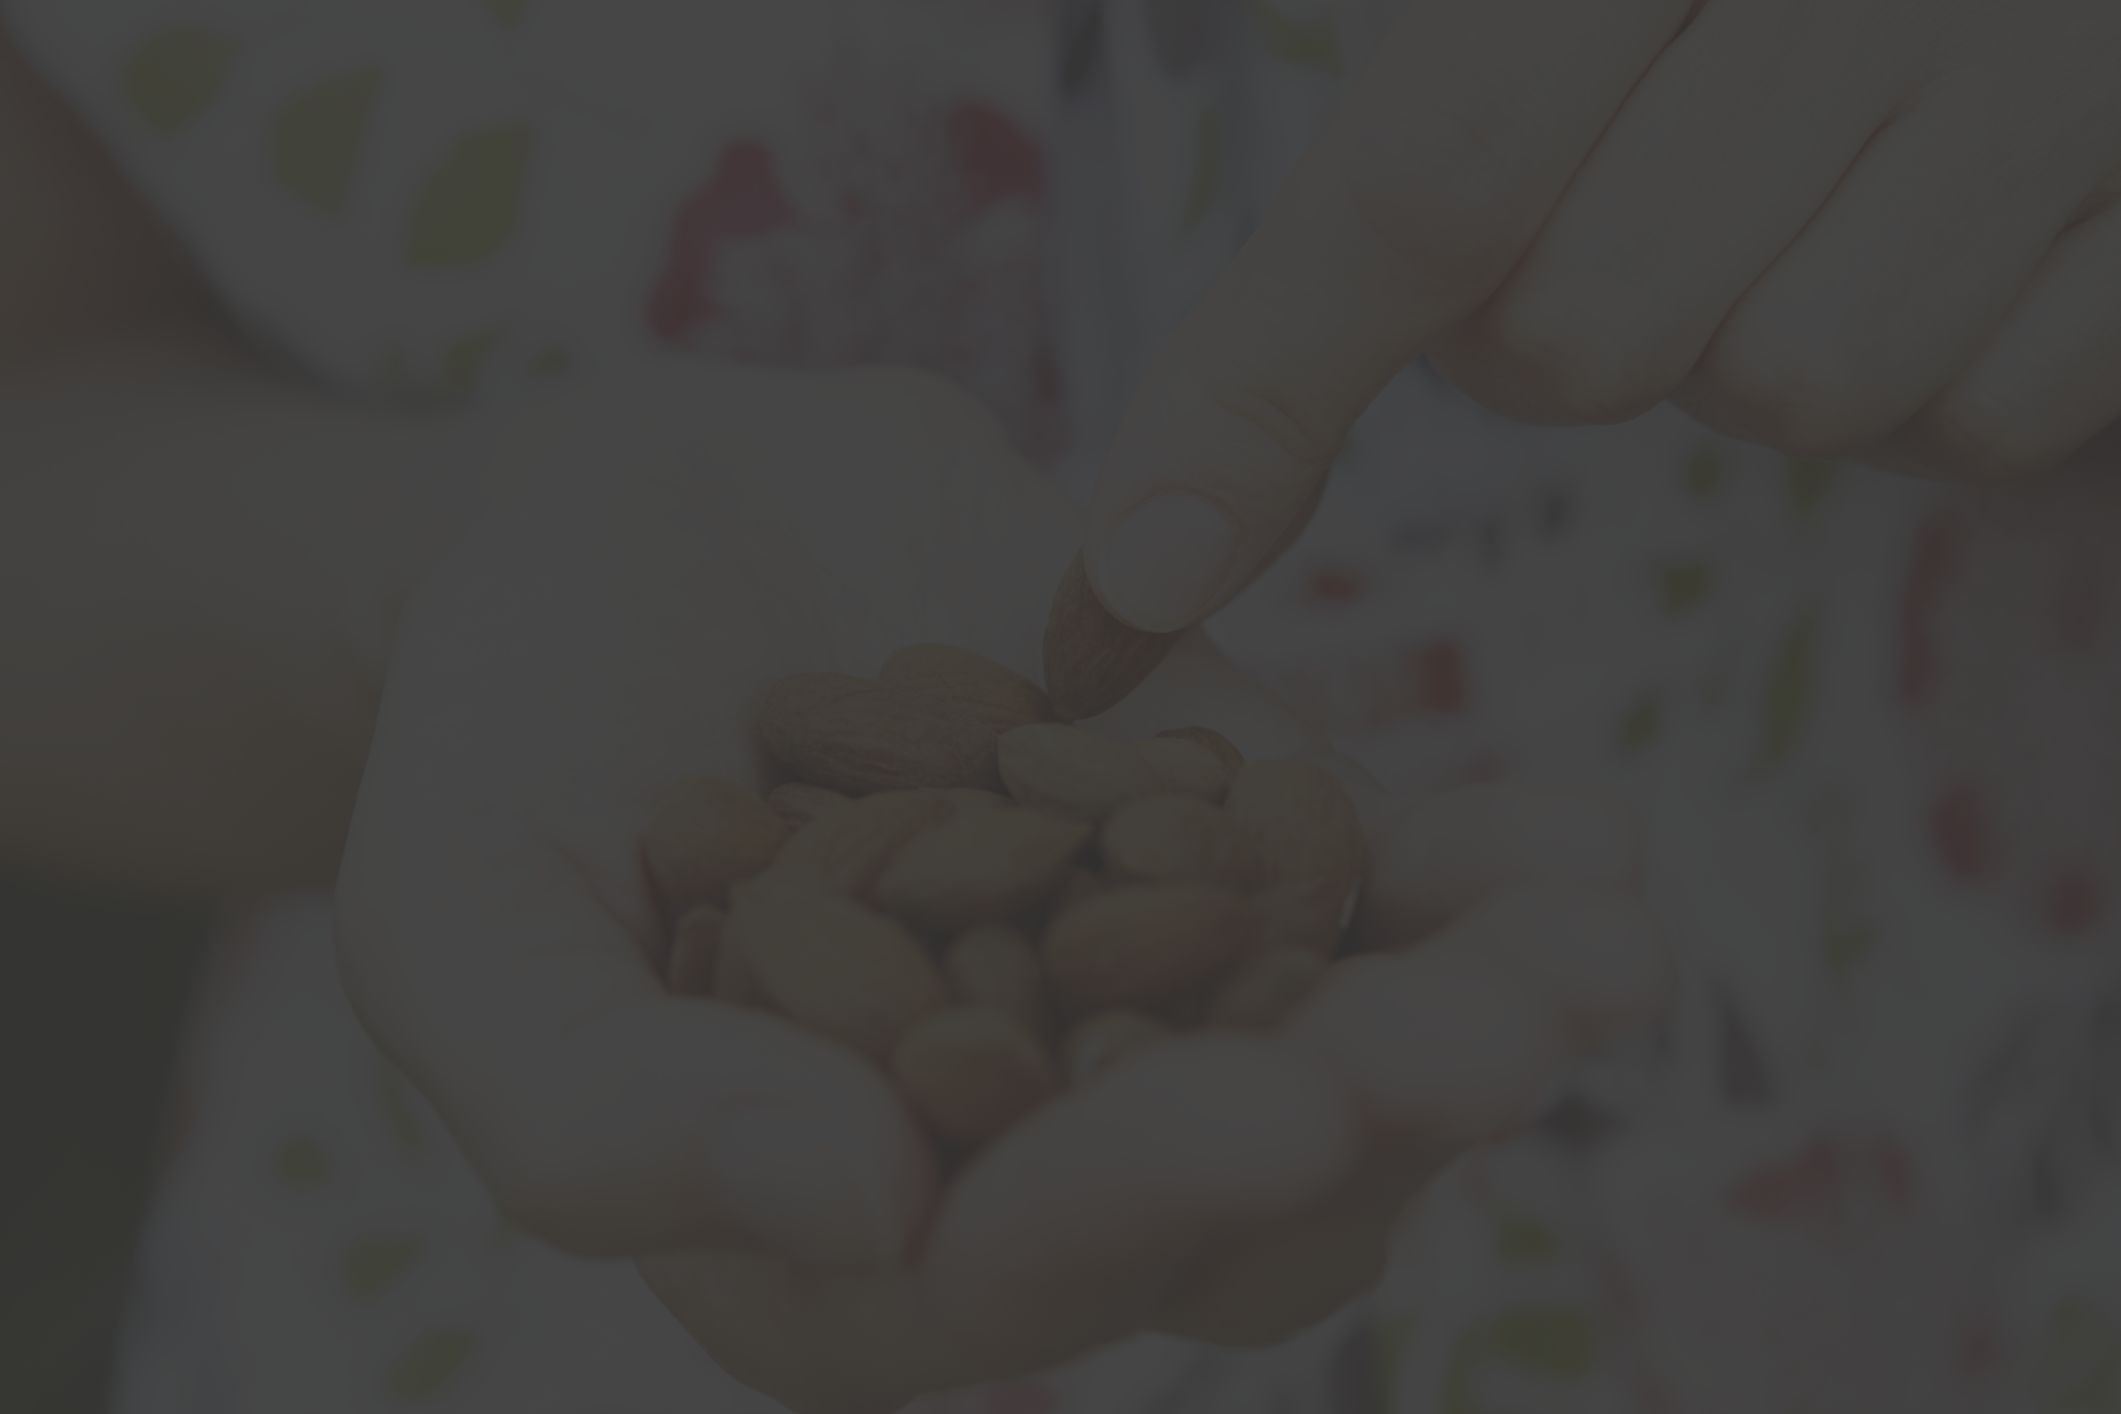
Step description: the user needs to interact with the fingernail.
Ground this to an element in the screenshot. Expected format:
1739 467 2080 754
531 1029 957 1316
1089 492 1240 633
706 1108 913 1266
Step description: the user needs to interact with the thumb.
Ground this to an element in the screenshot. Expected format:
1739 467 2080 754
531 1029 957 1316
1082 339 1348 637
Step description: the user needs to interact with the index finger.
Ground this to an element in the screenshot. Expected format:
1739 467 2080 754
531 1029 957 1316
1083 0 1693 634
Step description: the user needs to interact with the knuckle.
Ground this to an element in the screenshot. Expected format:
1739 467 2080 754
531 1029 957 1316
1700 337 1872 457
1466 298 1682 424
1919 391 2059 481
1336 100 1541 289
1199 374 1342 475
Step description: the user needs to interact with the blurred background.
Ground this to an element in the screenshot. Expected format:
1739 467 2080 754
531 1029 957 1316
1 877 208 1410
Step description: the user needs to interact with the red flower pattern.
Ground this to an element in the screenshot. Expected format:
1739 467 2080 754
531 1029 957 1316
646 72 1064 458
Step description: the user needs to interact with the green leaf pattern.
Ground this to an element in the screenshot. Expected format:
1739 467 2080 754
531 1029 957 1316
406 124 535 268
271 68 384 215
342 1234 426 1299
1761 608 1820 767
387 1327 478 1400
1655 559 1716 616
1250 0 1342 73
1683 444 1726 501
2045 1300 2121 1412
1787 457 1839 524
1494 1210 1562 1265
438 328 503 400
1442 1307 1600 1411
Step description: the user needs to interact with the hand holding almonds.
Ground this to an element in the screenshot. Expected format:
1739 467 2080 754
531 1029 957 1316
646 645 1364 1152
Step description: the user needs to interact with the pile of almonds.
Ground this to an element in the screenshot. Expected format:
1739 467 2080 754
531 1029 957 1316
647 642 1365 1153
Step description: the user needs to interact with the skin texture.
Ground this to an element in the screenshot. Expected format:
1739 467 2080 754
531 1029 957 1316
341 365 1674 1409
1084 0 2121 637
0 23 1674 1410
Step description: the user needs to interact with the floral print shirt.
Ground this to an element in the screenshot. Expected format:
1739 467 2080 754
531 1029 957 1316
5 0 2120 1410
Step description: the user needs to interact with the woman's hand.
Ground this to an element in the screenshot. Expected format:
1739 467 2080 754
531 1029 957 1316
1083 0 2121 636
336 364 1669 1412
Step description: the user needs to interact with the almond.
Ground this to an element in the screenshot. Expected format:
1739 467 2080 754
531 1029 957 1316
1042 553 1181 722
1225 761 1368 903
756 672 1003 794
1063 1011 1172 1083
1138 737 1232 803
1157 726 1246 775
945 788 1013 812
1044 883 1256 1008
1205 946 1328 1030
998 723 1169 820
944 925 1048 1034
892 1007 1057 1145
882 644 1053 733
642 778 791 917
769 789 956 895
727 883 946 1058
768 782 849 829
1054 867 1107 915
1101 795 1260 888
872 807 1092 934
666 905 727 998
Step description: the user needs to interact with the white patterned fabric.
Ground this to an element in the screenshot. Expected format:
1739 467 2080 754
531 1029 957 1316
5 0 2120 1409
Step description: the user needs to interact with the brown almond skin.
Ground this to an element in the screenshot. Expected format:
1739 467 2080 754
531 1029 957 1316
1042 553 1181 722
944 925 1048 1034
769 789 956 895
873 807 1092 934
1063 1011 1172 1083
882 645 1053 734
1225 761 1368 902
768 783 850 829
756 672 1004 794
998 723 1170 821
1044 884 1256 1008
1055 868 1106 913
727 883 946 1058
1138 737 1232 803
666 905 727 998
1101 795 1260 888
1205 946 1328 1029
642 778 791 918
892 1007 1058 1145
1158 726 1246 775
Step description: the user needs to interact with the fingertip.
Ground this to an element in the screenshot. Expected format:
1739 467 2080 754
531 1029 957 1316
1083 490 1243 634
